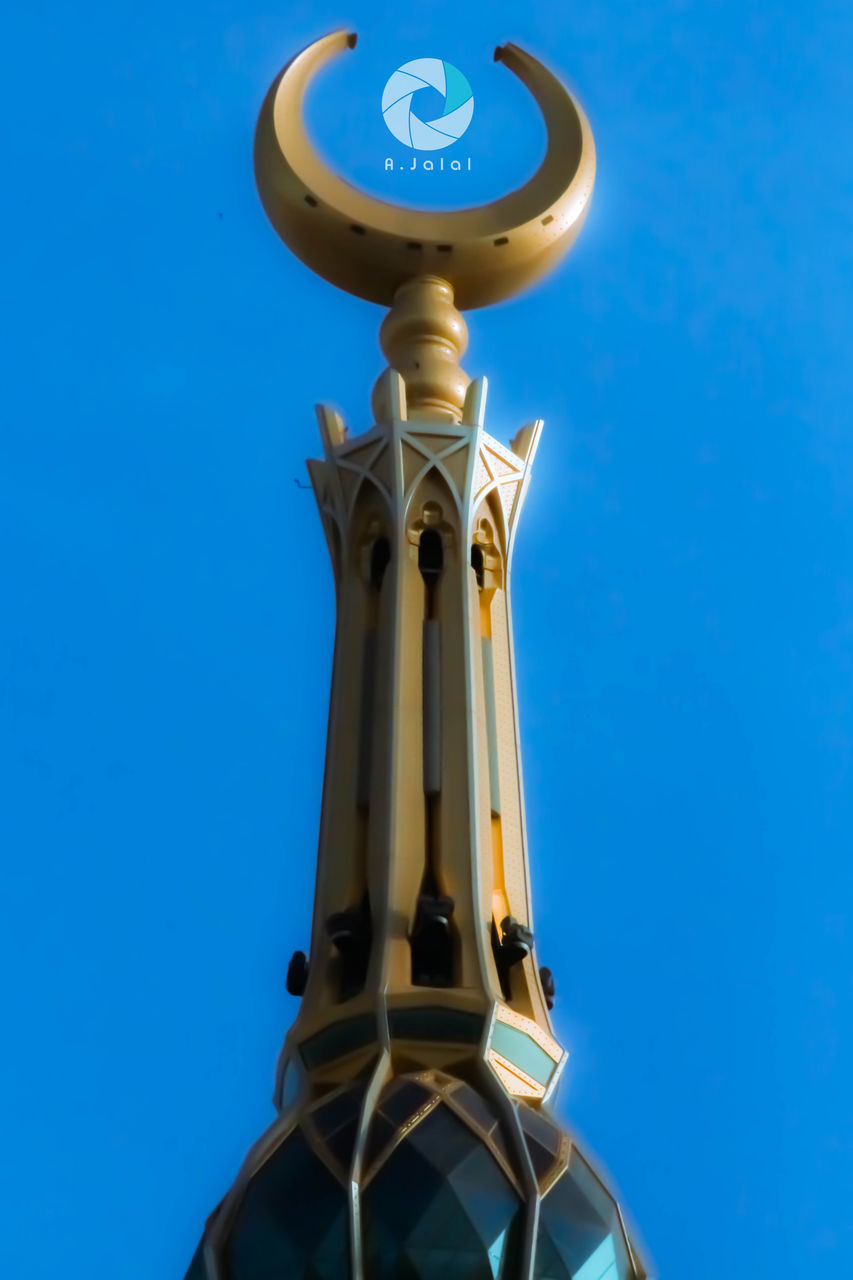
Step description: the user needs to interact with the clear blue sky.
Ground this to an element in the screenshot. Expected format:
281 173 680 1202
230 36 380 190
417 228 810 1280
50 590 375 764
2 1 851 1276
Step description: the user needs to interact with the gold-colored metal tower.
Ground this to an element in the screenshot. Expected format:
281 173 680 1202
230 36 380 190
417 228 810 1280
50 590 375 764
184 29 650 1280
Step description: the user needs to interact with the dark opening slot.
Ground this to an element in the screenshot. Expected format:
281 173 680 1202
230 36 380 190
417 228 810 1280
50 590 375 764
327 891 373 1002
471 543 485 589
419 532 443 806
411 806 456 987
359 536 390 806
422 619 441 795
411 887 456 987
418 529 443 584
419 528 443 625
341 532 391 1001
411 524 457 987
370 536 391 590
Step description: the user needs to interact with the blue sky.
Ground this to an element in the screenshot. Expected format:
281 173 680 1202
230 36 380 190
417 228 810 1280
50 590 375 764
2 1 851 1276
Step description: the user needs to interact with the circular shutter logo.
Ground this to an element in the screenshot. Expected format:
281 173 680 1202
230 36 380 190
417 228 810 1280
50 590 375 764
381 58 474 151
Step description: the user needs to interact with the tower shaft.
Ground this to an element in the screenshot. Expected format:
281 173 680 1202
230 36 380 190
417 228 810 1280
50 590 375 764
279 276 563 1107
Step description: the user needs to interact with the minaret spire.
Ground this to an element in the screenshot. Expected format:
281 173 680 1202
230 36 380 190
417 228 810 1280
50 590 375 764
283 283 557 1108
184 29 651 1280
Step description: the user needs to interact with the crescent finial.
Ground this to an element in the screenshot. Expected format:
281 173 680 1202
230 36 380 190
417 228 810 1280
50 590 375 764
254 30 595 310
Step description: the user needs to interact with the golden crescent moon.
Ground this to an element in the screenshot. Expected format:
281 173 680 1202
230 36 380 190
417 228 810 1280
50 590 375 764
254 30 596 310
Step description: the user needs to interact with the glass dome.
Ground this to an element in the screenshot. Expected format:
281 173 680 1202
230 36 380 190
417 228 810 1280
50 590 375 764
186 1072 643 1280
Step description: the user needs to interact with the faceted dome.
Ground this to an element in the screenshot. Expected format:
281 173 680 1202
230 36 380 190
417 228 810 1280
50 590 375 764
361 1082 522 1279
226 1126 349 1279
534 1149 637 1280
185 1071 643 1280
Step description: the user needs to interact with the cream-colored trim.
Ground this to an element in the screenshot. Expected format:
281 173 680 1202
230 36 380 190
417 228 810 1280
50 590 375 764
489 1052 546 1099
494 1003 563 1062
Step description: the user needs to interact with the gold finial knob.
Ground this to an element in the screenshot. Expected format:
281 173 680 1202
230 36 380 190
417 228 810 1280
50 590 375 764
372 275 470 423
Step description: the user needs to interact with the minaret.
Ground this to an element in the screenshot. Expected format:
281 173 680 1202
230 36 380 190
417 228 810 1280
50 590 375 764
185 30 650 1280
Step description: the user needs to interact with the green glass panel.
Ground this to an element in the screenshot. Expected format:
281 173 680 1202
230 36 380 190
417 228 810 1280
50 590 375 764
363 1101 522 1280
574 1235 618 1280
408 1104 481 1177
380 1078 433 1127
299 1013 377 1069
519 1107 563 1182
227 1128 349 1280
364 1112 398 1169
312 1086 364 1137
520 1107 562 1155
534 1150 633 1280
487 1227 507 1279
490 1022 556 1087
389 1006 484 1043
